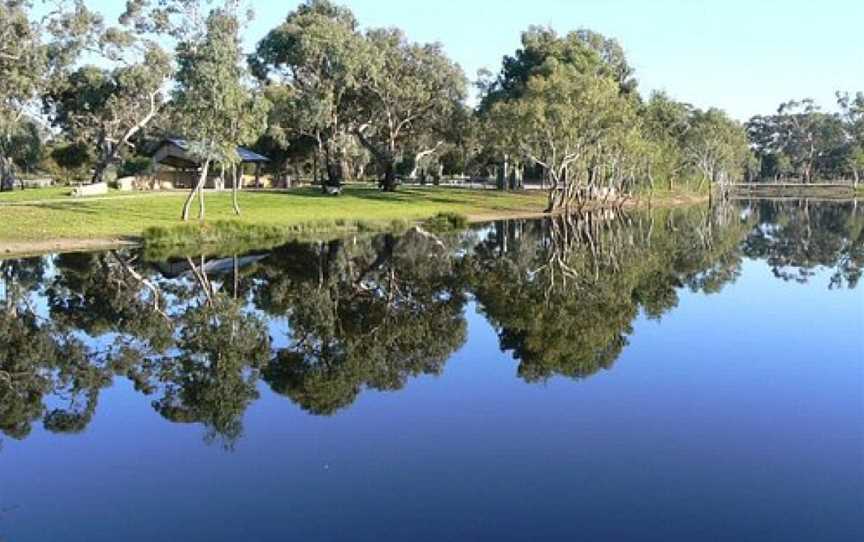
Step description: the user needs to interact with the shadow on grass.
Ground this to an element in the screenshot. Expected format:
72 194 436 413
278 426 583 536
27 202 102 215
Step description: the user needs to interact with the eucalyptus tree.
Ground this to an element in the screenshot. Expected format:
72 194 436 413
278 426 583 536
251 0 366 192
44 40 171 184
0 0 100 190
684 108 749 189
837 92 864 186
486 60 639 212
640 92 693 191
479 26 637 110
354 28 468 191
747 99 845 183
174 7 268 221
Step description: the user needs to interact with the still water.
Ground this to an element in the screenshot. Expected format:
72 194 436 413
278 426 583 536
1 200 862 541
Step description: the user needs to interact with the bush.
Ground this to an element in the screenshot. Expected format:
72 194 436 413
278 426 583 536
422 212 469 232
119 157 152 178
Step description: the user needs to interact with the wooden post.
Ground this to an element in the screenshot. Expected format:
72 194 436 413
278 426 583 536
255 162 261 188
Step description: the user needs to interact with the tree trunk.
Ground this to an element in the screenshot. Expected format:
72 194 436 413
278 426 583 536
182 159 211 222
0 155 15 192
91 140 116 185
324 160 343 193
232 163 241 215
381 161 397 192
198 167 207 220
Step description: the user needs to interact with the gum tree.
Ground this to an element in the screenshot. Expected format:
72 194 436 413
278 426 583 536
354 28 467 192
45 40 171 184
0 0 99 190
174 8 268 221
250 0 366 192
487 60 637 212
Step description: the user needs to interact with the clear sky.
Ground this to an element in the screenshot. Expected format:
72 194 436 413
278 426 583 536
88 0 863 121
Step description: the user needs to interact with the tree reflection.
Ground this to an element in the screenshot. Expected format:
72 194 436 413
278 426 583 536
465 204 749 382
0 256 102 440
260 229 468 415
741 200 864 288
0 198 860 446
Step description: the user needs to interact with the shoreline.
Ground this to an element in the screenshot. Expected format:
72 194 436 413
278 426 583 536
0 192 710 259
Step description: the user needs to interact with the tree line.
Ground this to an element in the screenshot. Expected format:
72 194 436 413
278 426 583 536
1 1 860 217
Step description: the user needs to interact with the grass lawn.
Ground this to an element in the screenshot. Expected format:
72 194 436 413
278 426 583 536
0 186 74 202
0 186 549 247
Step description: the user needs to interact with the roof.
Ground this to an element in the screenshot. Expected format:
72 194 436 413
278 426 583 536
162 138 270 163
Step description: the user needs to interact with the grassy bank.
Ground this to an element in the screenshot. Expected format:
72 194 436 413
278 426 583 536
0 186 552 255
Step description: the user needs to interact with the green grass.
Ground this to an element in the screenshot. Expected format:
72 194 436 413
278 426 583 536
0 186 548 245
0 186 73 202
142 217 414 258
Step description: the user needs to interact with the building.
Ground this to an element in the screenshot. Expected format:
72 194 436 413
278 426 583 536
149 138 271 189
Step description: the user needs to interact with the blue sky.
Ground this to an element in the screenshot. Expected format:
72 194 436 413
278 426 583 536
88 0 863 120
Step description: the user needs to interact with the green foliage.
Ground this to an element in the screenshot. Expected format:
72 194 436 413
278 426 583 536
44 43 171 184
354 28 468 191
479 26 637 111
173 5 270 219
423 212 469 232
748 98 855 182
251 0 366 189
486 59 641 210
141 216 413 256
119 156 152 178
1 1 101 190
49 141 93 182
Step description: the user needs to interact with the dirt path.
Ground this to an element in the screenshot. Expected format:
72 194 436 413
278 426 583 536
1 238 139 258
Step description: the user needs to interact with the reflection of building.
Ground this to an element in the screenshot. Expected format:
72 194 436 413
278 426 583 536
147 138 272 189
154 254 271 280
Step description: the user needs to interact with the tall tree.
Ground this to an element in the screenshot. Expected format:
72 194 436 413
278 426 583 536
837 91 864 186
44 41 171 184
684 108 749 189
354 28 467 191
173 7 267 221
486 60 638 212
479 26 637 111
0 0 99 190
250 0 366 192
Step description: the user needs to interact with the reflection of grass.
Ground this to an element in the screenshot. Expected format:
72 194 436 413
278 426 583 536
0 186 548 244
143 217 412 257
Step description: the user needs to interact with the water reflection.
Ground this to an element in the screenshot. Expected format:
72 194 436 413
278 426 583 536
0 199 861 447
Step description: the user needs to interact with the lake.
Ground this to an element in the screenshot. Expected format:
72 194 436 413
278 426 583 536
1 200 862 541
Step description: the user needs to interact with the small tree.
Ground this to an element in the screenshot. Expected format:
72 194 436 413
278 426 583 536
174 8 267 221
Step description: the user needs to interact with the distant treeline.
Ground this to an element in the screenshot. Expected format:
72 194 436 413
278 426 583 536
1 1 861 213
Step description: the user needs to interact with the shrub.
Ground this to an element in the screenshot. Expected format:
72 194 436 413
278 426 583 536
422 212 469 232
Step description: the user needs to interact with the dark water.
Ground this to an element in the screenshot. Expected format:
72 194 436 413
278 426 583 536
1 200 862 541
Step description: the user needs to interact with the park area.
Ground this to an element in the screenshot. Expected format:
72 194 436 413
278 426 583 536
0 185 552 254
